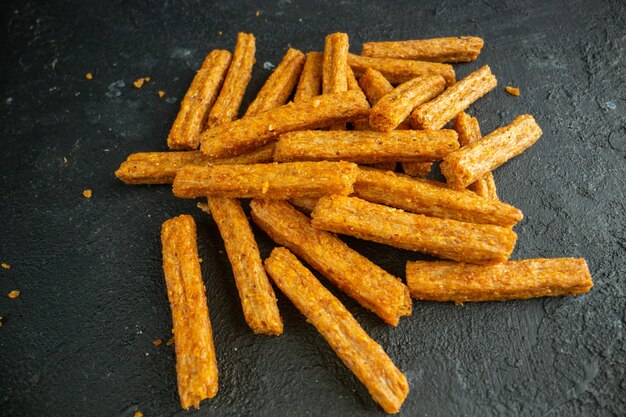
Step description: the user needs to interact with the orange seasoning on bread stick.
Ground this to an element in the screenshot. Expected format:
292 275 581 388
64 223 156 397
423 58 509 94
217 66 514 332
349 53 456 86
362 36 484 63
294 52 323 102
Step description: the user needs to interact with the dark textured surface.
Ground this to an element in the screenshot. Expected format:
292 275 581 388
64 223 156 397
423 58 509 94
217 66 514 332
1 0 625 416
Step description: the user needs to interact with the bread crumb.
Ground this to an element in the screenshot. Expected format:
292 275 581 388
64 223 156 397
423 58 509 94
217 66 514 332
63 157 68 164
134 77 151 89
1 263 10 269
255 10 261 16
8 290 20 299
166 337 175 346
218 31 223 36
0 316 3 327
133 412 143 417
198 258 203 263
158 90 165 98
505 86 520 96
83 189 93 199
152 338 163 347
85 73 93 80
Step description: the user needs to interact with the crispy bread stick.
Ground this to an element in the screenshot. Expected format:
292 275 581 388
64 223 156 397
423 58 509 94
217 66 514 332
362 37 484 63
441 115 542 190
173 161 358 199
453 112 498 198
294 52 323 102
349 53 456 86
274 130 459 164
287 196 319 214
206 198 283 335
311 195 517 264
245 48 305 117
200 90 370 158
264 248 409 413
161 215 218 409
353 168 522 227
167 50 232 150
115 145 275 185
323 33 349 94
406 258 593 302
411 65 497 130
369 75 446 132
207 33 256 127
250 199 411 326
402 161 432 178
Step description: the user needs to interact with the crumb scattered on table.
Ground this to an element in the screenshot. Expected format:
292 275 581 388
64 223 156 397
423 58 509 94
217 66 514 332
63 157 68 164
505 86 520 96
134 77 151 89
8 290 20 299
218 31 223 36
152 338 163 347
255 10 261 16
83 189 93 199
133 412 143 417
166 337 175 346
158 90 165 98
1 263 10 269
85 73 93 80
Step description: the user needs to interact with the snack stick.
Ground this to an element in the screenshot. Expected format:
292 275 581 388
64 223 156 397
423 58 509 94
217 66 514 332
349 53 456 86
441 115 542 190
200 90 370 158
288 196 319 214
402 161 432 178
161 215 218 409
250 199 412 326
293 52 323 102
311 195 517 264
207 198 283 335
245 48 306 117
355 68 410 130
411 65 497 130
453 112 498 199
370 75 446 132
362 36 484 63
173 161 359 199
274 130 459 164
369 162 397 171
353 168 522 227
347 66 371 130
115 144 275 185
322 33 349 94
207 33 256 127
406 258 593 302
167 50 232 150
264 248 409 413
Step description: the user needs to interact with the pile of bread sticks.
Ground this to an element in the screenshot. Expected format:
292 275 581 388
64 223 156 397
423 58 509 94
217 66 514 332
115 33 593 414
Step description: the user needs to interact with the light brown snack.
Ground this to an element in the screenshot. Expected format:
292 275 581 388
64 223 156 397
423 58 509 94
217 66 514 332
85 72 93 80
8 290 20 299
274 130 459 164
245 48 306 117
453 112 498 199
115 144 275 185
441 115 543 190
353 168 522 227
402 162 432 178
250 199 411 326
323 33 350 94
356 68 411 130
411 65 497 130
207 33 256 127
293 52 324 102
166 50 232 149
161 215 218 409
369 75 446 132
346 66 371 130
349 53 456 86
264 248 409 413
173 161 359 199
287 196 319 214
362 36 484 63
82 189 92 199
207 197 283 335
311 195 517 264
200 90 370 158
406 258 593 302
505 86 520 96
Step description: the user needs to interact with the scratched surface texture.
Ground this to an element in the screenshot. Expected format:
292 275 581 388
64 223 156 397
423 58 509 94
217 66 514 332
0 0 624 416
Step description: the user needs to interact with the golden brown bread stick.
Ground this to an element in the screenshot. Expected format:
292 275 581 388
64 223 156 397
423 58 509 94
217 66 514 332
250 199 411 326
362 36 484 63
245 48 305 117
200 90 370 158
173 161 359 199
207 33 256 127
273 130 459 164
402 161 432 178
293 52 323 102
353 168 522 227
453 112 498 199
347 66 371 130
323 33 349 94
114 144 276 185
264 248 409 414
349 53 456 86
167 50 232 150
287 196 319 214
406 258 593 302
206 198 283 335
441 115 543 190
161 215 218 409
311 195 517 264
369 75 446 132
411 65 497 130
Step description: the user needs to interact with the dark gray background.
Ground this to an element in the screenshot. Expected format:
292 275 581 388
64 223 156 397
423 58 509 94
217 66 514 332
0 0 624 416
